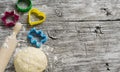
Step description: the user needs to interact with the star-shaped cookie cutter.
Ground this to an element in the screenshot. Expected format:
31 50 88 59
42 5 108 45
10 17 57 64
27 28 48 48
1 11 19 27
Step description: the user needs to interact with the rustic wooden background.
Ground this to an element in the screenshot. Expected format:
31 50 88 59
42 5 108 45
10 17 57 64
0 0 120 72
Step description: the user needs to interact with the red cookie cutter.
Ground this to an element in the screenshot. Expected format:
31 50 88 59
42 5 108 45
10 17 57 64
1 11 19 27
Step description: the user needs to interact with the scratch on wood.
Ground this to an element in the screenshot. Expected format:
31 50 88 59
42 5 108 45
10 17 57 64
74 24 85 51
84 43 88 57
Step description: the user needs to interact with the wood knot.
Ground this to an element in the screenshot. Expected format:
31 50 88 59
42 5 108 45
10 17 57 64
100 8 112 16
94 26 103 34
55 9 63 17
105 63 110 71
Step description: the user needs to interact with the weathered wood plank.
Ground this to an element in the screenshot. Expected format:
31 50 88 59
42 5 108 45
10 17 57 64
0 0 120 72
0 21 120 72
1 0 120 23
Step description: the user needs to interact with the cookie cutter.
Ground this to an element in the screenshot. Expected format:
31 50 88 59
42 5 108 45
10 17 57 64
16 0 32 12
1 11 19 27
28 8 46 26
27 28 48 48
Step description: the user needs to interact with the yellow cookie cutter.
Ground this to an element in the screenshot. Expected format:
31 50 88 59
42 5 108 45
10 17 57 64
28 8 46 26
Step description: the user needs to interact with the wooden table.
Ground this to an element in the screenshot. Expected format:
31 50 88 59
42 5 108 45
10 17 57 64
0 0 120 72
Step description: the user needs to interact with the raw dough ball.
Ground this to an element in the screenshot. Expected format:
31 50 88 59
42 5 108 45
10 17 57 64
14 47 48 72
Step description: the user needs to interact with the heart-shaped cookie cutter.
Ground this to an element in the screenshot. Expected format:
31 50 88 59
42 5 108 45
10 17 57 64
27 28 48 48
1 11 19 27
28 8 46 26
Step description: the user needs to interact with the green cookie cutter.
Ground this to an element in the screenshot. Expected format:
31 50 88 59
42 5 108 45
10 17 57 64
16 0 32 12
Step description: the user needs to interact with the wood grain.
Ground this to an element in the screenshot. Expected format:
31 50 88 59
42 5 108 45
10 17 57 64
0 0 120 72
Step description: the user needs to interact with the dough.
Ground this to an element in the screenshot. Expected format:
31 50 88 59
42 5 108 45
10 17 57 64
14 47 48 72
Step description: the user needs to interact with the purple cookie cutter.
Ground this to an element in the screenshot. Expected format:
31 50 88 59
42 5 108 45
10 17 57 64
1 11 19 27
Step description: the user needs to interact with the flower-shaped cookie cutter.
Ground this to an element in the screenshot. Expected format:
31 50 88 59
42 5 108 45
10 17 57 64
1 11 19 27
27 28 48 48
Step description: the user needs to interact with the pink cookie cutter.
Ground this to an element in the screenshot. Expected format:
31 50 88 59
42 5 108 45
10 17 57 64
1 11 19 27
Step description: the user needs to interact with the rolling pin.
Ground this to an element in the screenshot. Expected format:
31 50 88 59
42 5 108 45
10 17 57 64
0 23 22 72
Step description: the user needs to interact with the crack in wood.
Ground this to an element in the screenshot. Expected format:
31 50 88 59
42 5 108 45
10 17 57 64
54 19 120 22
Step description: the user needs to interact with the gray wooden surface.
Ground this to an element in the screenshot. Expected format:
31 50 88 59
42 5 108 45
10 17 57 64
1 0 120 72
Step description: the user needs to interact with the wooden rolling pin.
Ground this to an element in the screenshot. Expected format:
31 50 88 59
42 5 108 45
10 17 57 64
0 23 22 72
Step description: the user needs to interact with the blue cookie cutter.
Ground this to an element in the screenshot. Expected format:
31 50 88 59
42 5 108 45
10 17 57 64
27 28 48 48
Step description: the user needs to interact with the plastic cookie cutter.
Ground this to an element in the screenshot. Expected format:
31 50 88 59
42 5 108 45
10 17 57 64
27 28 48 48
16 0 32 12
1 11 19 27
28 8 46 26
